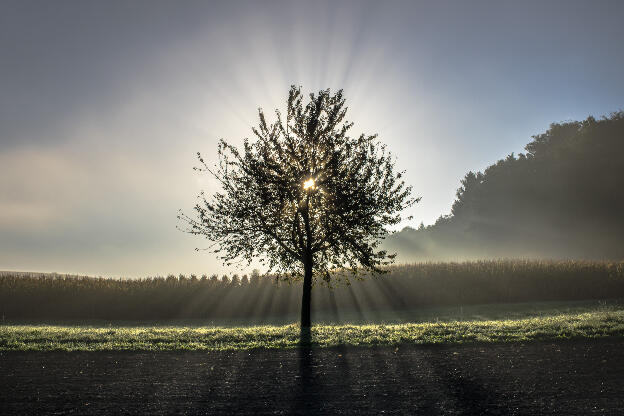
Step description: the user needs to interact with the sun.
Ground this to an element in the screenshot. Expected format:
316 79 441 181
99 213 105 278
303 178 316 190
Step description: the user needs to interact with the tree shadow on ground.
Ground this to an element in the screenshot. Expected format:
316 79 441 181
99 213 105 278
291 328 318 415
293 329 498 415
427 348 501 415
290 328 352 414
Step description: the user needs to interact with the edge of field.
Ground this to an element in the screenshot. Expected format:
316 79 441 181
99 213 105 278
2 308 624 351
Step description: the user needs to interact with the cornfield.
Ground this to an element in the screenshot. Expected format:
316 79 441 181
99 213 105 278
1 260 623 322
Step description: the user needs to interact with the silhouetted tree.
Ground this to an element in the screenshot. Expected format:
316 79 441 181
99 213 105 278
250 269 261 286
230 274 240 286
179 86 417 328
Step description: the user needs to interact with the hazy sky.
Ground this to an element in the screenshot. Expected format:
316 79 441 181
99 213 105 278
1 0 623 277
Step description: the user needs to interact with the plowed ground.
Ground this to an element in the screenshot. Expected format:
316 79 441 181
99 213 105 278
1 339 623 415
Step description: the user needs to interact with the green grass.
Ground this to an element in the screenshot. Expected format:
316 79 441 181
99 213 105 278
2 308 624 351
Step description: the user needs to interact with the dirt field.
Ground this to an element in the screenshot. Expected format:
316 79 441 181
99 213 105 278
1 339 623 415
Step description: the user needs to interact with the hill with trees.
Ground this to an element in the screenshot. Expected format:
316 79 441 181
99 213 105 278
387 111 624 261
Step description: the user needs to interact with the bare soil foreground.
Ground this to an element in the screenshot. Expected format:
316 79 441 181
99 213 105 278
2 340 623 415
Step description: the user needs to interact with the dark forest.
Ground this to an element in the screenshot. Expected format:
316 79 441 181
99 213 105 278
387 112 624 261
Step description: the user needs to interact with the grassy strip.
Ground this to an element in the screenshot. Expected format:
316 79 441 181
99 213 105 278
1 310 624 352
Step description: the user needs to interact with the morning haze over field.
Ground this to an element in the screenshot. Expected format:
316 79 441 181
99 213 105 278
1 0 624 279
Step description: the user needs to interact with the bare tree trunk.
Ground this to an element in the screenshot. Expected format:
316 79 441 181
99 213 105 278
300 256 313 329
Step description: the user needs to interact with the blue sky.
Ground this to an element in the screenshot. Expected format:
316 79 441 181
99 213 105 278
1 0 623 277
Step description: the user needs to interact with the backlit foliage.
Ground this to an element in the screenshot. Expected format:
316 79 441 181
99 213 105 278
179 86 417 284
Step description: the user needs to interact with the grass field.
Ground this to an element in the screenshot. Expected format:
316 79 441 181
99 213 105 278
3 304 623 351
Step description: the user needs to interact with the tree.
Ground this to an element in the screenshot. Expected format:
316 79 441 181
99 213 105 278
179 86 418 328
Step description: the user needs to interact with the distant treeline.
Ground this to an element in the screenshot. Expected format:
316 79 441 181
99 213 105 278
387 112 624 261
2 260 624 322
